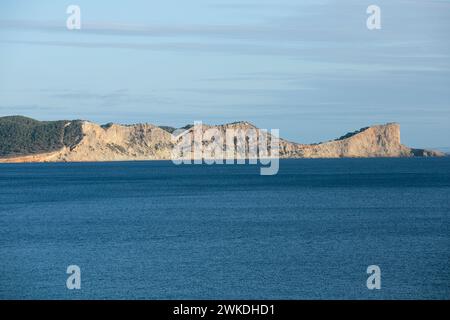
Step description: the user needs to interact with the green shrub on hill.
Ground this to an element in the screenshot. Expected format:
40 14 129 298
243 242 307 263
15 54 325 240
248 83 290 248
0 116 83 157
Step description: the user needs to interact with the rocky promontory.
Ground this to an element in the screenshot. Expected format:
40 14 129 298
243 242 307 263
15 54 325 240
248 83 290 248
0 116 444 163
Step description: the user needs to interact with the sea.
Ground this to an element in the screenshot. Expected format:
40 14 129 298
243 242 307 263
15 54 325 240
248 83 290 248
0 158 449 299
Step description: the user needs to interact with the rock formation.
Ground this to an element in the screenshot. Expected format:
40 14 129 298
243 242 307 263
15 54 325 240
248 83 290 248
0 116 444 163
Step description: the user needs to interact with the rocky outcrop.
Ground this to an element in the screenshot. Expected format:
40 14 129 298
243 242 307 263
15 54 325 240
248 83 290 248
0 117 444 163
51 121 174 162
280 123 429 158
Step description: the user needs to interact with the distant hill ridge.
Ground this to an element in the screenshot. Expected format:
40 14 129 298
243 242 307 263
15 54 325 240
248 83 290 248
0 116 444 163
0 116 83 157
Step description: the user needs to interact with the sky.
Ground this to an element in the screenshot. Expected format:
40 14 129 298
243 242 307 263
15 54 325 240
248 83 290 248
0 0 449 148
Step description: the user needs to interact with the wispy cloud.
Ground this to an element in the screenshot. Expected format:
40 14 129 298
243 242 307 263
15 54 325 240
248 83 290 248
1 0 449 147
50 89 176 107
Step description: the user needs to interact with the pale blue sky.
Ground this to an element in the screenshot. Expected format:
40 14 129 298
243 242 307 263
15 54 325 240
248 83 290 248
0 0 449 148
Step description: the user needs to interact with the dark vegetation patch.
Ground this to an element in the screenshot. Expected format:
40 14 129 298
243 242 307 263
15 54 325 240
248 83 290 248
159 124 193 134
335 126 369 141
0 116 83 157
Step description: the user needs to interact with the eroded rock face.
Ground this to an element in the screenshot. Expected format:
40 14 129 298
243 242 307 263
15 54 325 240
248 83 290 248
281 123 420 158
53 122 174 162
0 120 444 163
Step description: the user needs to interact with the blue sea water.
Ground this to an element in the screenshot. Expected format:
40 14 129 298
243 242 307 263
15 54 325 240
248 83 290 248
0 158 449 299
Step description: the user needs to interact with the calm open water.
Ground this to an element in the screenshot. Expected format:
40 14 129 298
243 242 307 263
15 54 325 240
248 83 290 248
0 158 449 299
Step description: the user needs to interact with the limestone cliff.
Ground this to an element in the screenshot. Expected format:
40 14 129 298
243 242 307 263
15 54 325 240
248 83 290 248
279 123 426 158
0 117 444 163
